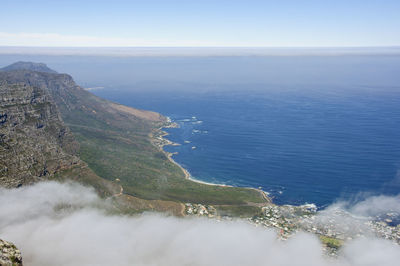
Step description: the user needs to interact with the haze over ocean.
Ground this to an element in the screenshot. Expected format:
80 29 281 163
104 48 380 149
1 54 399 206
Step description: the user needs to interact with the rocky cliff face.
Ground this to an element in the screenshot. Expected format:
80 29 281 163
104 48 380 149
0 63 160 202
0 239 23 266
0 61 264 214
0 71 80 187
0 68 121 194
0 69 164 134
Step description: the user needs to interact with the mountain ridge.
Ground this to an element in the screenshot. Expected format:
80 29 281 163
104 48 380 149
0 62 268 216
1 61 58 73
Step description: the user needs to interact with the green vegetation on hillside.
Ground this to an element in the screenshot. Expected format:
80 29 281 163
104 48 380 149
319 235 343 249
69 117 264 205
50 81 265 205
0 66 267 210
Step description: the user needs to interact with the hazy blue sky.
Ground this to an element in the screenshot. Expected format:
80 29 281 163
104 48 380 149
1 0 400 47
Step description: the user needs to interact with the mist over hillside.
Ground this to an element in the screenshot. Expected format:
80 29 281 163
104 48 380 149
1 182 399 266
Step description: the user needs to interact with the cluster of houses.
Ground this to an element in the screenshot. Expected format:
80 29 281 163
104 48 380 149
251 204 317 239
184 203 216 217
250 204 400 246
184 201 400 253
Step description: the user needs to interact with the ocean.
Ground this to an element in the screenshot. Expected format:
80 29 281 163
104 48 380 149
94 85 400 207
1 54 400 207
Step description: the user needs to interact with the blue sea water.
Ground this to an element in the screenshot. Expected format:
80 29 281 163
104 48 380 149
1 54 400 207
94 85 400 207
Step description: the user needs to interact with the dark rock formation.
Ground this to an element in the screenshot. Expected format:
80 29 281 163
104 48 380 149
0 71 80 187
0 63 130 198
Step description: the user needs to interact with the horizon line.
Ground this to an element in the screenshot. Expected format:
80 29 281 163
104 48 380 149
1 46 400 57
1 45 400 48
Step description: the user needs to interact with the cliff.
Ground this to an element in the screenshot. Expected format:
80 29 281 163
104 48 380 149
0 69 120 197
0 71 79 187
0 62 267 215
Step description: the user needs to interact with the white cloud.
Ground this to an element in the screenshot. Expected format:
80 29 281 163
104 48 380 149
349 194 400 217
0 182 399 266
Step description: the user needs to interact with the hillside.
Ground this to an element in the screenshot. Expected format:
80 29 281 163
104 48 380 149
1 61 57 73
0 70 121 197
0 62 268 214
0 70 78 186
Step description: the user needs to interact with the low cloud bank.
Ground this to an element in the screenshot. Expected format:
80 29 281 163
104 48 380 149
314 194 400 237
323 193 400 217
349 194 400 217
0 182 399 266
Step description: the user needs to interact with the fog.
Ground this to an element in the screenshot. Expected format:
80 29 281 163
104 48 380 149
349 194 400 217
310 194 400 239
0 182 399 266
1 55 400 92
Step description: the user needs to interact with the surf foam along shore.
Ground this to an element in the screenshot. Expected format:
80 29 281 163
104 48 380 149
153 117 271 202
155 117 399 228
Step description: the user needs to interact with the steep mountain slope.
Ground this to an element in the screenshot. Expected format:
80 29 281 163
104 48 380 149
0 69 184 214
47 76 265 205
0 62 267 211
0 71 78 187
0 70 120 197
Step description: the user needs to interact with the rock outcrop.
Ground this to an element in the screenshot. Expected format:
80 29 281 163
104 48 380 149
0 71 80 187
0 239 23 266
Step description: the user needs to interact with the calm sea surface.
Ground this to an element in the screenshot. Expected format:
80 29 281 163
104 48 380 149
1 55 399 206
94 85 400 206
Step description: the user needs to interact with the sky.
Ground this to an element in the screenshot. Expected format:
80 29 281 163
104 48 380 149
1 0 400 47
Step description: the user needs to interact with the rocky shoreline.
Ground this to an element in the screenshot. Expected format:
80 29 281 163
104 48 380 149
152 118 271 202
153 119 400 254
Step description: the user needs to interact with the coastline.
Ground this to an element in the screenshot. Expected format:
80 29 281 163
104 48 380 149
153 119 271 203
